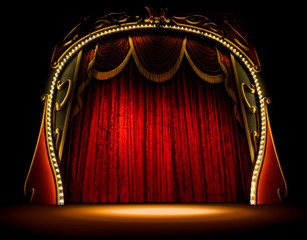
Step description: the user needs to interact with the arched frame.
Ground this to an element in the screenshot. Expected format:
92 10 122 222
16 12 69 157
25 9 287 205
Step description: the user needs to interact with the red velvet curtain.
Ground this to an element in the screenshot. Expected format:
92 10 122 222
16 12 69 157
61 34 250 203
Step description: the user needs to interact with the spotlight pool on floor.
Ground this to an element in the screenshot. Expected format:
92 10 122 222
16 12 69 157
102 205 222 217
0 204 304 238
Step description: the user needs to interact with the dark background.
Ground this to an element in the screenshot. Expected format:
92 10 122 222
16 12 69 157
2 0 305 205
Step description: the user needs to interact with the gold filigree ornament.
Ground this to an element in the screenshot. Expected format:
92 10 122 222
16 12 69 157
55 79 72 111
94 12 132 29
241 82 261 153
241 82 256 113
144 7 170 24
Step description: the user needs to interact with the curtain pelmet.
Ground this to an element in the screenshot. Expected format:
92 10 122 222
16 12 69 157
130 36 187 82
72 35 240 121
185 49 224 84
90 34 225 83
72 34 230 118
91 48 132 80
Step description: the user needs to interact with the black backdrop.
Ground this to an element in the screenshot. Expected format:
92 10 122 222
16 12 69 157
2 0 305 205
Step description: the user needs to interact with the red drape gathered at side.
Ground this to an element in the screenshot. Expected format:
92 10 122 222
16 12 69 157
61 33 251 203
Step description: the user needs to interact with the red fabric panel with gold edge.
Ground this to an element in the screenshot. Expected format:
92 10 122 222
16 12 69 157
25 114 57 204
256 120 287 204
221 19 261 71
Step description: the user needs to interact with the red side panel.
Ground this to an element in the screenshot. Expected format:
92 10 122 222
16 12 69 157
256 120 287 204
25 113 57 205
221 19 261 72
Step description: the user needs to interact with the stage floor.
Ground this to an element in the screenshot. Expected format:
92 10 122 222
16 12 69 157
0 203 306 239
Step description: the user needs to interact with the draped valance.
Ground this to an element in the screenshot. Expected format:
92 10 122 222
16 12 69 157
91 34 225 83
72 34 241 123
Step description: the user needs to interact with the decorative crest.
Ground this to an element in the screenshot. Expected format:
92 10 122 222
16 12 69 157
144 7 170 25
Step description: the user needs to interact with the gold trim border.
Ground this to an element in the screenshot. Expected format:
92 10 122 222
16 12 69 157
265 101 288 201
231 54 255 163
24 95 49 202
58 50 83 162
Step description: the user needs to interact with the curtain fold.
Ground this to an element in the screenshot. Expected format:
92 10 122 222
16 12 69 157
185 38 224 83
73 34 229 118
91 36 131 80
90 33 225 83
61 55 251 203
71 46 97 118
129 35 186 82
217 47 243 125
132 35 184 74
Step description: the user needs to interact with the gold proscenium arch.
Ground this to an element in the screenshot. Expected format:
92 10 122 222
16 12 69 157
46 14 268 205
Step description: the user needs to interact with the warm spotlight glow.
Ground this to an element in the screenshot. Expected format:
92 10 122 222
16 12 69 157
103 206 220 217
1 204 303 238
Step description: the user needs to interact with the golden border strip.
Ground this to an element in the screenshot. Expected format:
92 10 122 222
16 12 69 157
265 100 288 201
230 54 255 163
24 94 49 202
250 97 270 204
58 50 83 162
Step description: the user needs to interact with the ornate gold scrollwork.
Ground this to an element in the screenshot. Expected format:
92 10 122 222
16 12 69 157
52 79 72 151
263 97 288 201
241 82 260 152
186 15 219 33
173 14 220 34
252 131 259 152
277 188 288 201
95 12 128 29
53 128 61 151
63 34 79 47
55 79 72 111
51 105 61 151
27 188 35 202
61 17 89 47
224 20 250 51
144 7 170 24
263 97 271 105
241 83 256 114
94 12 141 30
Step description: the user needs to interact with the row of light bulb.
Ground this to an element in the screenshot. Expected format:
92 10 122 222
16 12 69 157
46 22 266 205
